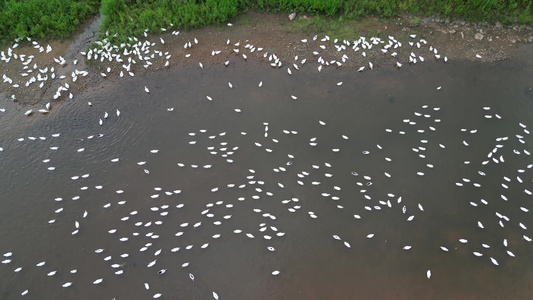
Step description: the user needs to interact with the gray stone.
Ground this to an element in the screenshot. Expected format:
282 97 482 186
474 33 484 40
288 13 296 21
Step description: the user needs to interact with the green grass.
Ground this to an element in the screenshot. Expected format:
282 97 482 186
99 0 533 43
99 0 246 41
0 0 531 44
0 0 100 43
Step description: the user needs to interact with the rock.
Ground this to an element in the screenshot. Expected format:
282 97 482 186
475 33 484 40
448 29 456 34
288 13 296 21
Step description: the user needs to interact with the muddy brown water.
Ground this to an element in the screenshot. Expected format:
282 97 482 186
1 45 533 300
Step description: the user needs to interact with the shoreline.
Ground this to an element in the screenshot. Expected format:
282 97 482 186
1 11 533 108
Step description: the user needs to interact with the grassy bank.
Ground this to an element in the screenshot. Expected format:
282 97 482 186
0 0 531 44
0 0 100 43
100 0 245 38
98 0 532 42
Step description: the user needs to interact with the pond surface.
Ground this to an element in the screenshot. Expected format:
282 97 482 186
1 45 533 300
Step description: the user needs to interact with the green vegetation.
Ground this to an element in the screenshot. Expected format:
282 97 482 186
0 0 531 44
98 0 532 43
0 0 100 43
100 0 245 39
256 0 533 24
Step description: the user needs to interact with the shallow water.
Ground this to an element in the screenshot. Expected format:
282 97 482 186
1 45 533 300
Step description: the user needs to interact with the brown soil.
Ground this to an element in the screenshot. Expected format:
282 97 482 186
1 11 532 107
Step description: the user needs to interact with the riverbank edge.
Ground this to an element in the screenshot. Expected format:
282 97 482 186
1 10 533 107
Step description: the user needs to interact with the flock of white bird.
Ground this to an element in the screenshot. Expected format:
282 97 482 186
0 24 529 300
0 21 467 117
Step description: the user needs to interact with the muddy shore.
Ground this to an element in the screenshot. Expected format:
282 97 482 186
1 11 532 107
